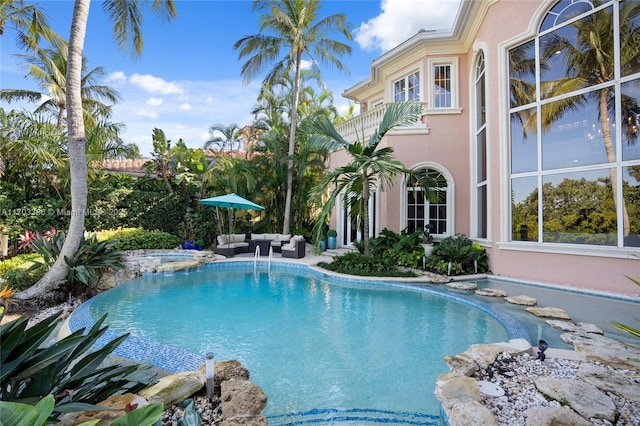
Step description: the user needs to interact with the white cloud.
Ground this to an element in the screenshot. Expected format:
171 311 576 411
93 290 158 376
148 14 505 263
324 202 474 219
300 59 313 70
146 97 163 106
355 0 461 51
134 109 159 119
129 73 184 95
105 71 127 83
178 103 192 110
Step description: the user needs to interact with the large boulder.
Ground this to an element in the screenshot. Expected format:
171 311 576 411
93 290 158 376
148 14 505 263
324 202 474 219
534 378 617 422
140 370 204 407
561 332 640 371
523 406 592 426
221 378 267 425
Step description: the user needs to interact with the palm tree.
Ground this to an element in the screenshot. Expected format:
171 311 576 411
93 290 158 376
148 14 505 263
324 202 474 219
304 102 424 256
17 0 177 300
0 44 120 129
0 0 65 53
234 0 352 235
514 2 640 238
204 123 244 152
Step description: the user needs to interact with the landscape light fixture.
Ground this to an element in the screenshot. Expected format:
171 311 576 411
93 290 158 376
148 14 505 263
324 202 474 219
205 352 215 399
1 234 8 258
537 339 548 361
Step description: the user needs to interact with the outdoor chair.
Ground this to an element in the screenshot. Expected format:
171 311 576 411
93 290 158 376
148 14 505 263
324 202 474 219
281 236 306 259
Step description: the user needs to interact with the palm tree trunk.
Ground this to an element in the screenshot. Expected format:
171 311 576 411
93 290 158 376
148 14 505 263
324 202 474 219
16 0 90 300
362 169 371 256
599 89 630 236
282 53 302 235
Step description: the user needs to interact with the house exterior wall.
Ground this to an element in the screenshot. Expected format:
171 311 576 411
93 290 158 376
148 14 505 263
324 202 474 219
330 0 640 295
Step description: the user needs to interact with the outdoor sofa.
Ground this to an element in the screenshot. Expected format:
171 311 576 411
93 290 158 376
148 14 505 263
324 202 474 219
281 236 306 259
214 234 250 257
249 233 291 253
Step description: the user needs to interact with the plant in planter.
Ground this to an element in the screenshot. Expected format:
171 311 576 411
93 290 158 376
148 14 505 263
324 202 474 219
178 214 198 250
327 229 337 249
421 225 434 257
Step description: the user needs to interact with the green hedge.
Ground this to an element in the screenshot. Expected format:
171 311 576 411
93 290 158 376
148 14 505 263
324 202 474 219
99 228 181 251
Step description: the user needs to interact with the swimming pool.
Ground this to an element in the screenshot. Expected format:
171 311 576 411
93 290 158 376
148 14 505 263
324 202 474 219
69 262 528 425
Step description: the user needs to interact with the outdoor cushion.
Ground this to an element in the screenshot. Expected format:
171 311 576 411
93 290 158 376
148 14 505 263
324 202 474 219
251 233 266 240
217 234 246 246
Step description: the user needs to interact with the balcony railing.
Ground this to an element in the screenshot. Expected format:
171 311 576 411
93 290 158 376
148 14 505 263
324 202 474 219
334 102 430 143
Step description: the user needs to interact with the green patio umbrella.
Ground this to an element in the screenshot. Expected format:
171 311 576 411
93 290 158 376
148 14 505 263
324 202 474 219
199 193 265 254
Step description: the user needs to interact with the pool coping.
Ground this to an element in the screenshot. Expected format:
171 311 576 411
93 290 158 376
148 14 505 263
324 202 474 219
65 261 531 373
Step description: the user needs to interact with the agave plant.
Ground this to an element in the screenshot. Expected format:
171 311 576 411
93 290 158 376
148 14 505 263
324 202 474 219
0 310 154 417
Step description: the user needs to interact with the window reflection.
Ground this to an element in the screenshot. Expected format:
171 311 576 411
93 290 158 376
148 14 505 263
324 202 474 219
620 1 640 78
541 93 615 170
511 176 538 242
621 79 640 161
511 109 537 173
623 166 640 247
542 170 616 245
509 40 536 108
540 0 594 32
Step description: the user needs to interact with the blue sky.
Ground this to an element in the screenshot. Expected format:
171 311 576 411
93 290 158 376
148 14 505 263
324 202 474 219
1 0 461 157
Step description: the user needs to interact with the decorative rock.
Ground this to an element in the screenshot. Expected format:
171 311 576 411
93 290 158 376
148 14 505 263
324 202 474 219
577 362 640 401
560 332 640 370
534 377 617 422
524 306 570 319
523 406 592 426
221 378 267 421
444 353 479 377
477 381 505 397
446 281 477 291
140 370 204 407
434 374 480 409
505 295 537 306
448 401 498 425
462 338 532 369
198 359 251 389
221 416 268 426
59 393 149 425
545 320 603 334
475 288 508 297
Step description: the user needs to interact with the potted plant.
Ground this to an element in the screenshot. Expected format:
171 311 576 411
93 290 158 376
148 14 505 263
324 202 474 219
327 229 337 250
421 225 434 257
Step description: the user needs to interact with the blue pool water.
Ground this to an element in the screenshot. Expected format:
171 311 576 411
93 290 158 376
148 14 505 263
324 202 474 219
74 263 528 425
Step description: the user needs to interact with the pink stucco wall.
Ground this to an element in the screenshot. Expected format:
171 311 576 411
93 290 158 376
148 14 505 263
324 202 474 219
329 0 640 296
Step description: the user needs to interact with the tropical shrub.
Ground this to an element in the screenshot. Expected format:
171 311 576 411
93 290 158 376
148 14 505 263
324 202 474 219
356 228 425 269
0 394 163 426
0 311 155 418
0 266 46 292
100 228 181 251
426 234 489 275
28 230 123 294
611 275 640 337
0 253 40 274
319 252 416 277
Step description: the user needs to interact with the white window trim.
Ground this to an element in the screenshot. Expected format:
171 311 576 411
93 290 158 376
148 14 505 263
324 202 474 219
470 44 491 243
426 57 462 114
370 98 384 109
401 162 455 238
385 63 425 104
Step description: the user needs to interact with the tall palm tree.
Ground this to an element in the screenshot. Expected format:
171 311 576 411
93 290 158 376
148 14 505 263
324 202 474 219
204 123 244 152
305 102 423 256
535 2 640 237
17 0 177 299
0 44 120 129
234 0 352 235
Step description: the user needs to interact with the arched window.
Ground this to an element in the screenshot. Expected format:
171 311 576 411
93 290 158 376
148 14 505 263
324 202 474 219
406 168 449 236
508 0 640 247
474 50 488 239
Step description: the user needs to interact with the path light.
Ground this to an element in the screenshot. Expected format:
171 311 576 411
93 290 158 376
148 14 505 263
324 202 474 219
205 352 215 399
537 340 548 361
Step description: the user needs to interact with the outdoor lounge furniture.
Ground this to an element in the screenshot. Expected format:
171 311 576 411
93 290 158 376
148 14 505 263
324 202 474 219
249 233 291 253
214 234 250 257
281 236 306 259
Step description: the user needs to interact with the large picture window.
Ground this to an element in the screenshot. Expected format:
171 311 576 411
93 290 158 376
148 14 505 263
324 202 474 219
508 0 640 247
474 51 488 238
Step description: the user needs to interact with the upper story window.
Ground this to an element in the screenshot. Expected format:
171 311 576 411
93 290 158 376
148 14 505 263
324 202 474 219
393 71 420 102
428 58 460 111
